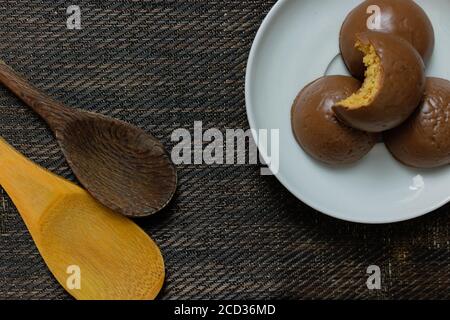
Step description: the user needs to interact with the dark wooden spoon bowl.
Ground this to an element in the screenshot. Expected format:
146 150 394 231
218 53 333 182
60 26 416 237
0 60 177 217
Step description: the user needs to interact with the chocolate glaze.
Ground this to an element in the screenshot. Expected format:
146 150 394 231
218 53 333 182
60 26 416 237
340 0 434 79
384 78 450 168
291 76 377 165
333 32 425 133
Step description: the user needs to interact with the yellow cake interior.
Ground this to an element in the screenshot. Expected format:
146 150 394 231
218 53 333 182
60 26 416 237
337 41 382 109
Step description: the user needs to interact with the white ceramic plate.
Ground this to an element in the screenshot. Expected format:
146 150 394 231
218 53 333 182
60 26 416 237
245 0 450 224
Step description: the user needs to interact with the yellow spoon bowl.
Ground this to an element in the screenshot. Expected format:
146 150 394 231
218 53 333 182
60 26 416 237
0 138 165 300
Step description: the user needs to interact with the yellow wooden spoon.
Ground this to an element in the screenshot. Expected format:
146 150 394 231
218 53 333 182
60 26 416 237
0 137 165 300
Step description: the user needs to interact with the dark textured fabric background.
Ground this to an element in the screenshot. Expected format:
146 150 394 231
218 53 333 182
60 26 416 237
0 0 449 300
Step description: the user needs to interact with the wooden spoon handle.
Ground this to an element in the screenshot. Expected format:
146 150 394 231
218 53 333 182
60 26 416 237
0 60 72 128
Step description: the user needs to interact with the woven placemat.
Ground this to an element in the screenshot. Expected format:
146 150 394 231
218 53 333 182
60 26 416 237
0 0 449 300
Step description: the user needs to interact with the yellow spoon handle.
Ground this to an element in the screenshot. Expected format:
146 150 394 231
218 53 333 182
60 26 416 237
0 138 70 230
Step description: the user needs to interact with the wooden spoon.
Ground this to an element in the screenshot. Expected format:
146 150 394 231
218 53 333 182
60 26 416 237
0 137 165 300
0 60 177 218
